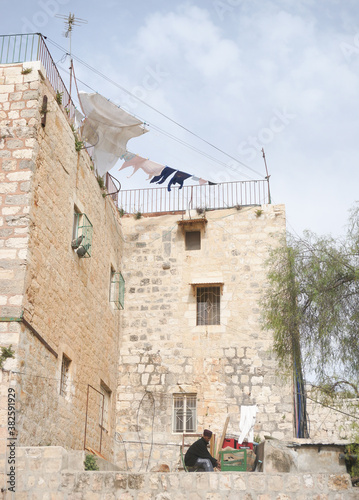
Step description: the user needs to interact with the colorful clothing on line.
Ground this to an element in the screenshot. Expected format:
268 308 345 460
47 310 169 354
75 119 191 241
119 154 164 180
150 166 176 184
167 170 192 191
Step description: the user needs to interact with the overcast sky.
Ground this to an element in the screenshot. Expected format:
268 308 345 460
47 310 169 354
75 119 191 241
2 0 359 237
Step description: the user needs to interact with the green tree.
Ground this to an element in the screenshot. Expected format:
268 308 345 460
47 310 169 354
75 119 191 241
261 204 359 393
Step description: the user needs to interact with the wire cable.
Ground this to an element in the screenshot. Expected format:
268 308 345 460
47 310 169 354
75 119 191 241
47 37 265 179
58 63 256 182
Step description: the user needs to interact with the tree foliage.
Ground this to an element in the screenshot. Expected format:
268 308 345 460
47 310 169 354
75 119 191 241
261 204 359 391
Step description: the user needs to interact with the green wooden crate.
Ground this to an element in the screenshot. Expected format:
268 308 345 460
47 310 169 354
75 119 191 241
219 448 247 471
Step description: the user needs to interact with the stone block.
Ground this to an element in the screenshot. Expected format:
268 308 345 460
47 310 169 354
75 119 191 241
23 90 39 101
328 474 351 491
12 148 32 159
247 473 266 492
114 473 127 489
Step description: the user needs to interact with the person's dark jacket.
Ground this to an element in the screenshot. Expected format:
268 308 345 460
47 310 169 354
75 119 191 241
184 437 218 467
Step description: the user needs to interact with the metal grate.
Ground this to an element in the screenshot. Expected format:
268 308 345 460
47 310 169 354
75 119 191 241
173 394 197 433
109 272 125 309
73 212 93 258
196 286 221 325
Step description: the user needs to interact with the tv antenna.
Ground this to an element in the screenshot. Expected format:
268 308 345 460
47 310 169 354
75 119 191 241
55 13 87 105
261 148 271 204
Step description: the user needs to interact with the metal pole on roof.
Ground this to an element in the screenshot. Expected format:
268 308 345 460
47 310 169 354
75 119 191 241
55 13 88 106
261 148 272 204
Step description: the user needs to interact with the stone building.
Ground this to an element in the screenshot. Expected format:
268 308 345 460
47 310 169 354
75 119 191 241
115 203 294 469
0 48 124 482
0 35 357 493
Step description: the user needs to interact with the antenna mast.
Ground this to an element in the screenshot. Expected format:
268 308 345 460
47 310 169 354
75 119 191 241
55 13 87 105
261 148 272 204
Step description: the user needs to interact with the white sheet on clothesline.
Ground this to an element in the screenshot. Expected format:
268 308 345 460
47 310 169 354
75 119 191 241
78 92 148 176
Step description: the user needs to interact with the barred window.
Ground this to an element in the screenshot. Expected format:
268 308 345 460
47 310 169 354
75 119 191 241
196 286 221 325
71 206 93 258
109 269 125 309
173 394 197 433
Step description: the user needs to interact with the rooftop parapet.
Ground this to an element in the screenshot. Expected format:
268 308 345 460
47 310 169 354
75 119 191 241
0 33 75 118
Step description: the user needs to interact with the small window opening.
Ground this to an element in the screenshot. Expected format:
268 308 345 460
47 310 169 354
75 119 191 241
72 206 93 258
110 270 125 309
60 354 71 398
173 393 197 433
99 381 111 431
185 231 201 250
196 286 221 325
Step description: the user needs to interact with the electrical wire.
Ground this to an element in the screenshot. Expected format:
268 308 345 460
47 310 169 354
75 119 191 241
46 37 265 179
59 62 256 182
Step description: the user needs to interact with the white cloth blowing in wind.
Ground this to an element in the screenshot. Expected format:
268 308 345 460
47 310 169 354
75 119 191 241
238 405 258 444
78 91 148 176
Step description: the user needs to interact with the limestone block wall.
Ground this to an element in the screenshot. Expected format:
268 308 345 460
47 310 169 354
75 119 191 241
305 395 359 442
0 61 44 489
0 62 124 473
116 205 293 469
15 446 357 500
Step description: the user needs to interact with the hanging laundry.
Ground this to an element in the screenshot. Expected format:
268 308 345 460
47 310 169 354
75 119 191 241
121 151 136 161
78 92 148 177
150 166 176 184
238 405 258 444
192 176 207 186
119 154 164 180
167 170 192 192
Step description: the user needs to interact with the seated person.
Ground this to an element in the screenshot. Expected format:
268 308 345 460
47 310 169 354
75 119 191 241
184 429 220 471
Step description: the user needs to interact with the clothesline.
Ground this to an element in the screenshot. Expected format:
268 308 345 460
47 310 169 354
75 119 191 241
77 91 216 189
119 152 216 192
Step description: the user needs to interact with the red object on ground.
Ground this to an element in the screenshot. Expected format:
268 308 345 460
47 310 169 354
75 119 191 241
222 438 236 449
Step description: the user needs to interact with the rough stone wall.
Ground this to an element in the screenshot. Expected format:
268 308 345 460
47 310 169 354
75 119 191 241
116 205 294 469
305 395 359 442
0 61 43 490
0 62 123 475
15 446 357 500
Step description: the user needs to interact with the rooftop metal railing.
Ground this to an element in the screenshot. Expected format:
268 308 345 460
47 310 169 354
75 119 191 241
118 179 270 215
0 33 75 118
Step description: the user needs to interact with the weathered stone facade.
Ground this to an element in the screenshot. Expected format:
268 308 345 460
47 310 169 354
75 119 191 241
115 205 294 469
0 62 123 483
15 446 358 499
0 56 357 499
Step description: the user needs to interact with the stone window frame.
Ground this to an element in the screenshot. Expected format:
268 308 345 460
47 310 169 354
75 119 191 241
172 393 197 433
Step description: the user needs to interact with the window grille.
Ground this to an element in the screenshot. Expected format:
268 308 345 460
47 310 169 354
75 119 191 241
60 354 71 397
173 394 197 433
110 272 125 309
196 286 221 325
72 211 93 258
